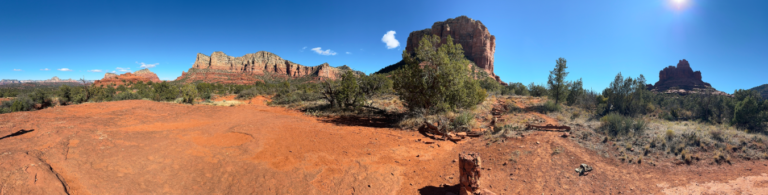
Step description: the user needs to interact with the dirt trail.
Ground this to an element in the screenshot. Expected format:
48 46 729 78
0 96 766 194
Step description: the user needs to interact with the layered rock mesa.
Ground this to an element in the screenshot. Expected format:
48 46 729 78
175 51 344 84
648 59 729 96
405 16 501 83
94 69 160 87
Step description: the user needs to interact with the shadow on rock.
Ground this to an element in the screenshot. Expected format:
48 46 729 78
0 129 34 141
418 184 460 195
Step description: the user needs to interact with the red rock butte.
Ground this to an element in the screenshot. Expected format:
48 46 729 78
649 59 713 91
405 16 501 83
175 51 346 84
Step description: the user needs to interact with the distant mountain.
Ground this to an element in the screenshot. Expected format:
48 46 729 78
0 77 85 85
749 84 768 99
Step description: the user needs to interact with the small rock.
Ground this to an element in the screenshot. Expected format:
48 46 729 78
452 159 457 163
416 155 420 157
536 141 540 144
487 168 492 171
368 185 371 188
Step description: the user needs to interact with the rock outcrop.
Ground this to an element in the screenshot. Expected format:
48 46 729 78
648 59 728 96
651 59 711 91
405 16 501 83
459 152 496 195
134 69 161 82
94 71 159 87
176 51 348 84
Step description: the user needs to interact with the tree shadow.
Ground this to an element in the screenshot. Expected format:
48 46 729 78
418 184 460 195
0 129 34 141
317 115 398 128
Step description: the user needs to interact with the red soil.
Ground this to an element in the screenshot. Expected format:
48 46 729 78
0 96 766 194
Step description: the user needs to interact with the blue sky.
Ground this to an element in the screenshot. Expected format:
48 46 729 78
1 0 766 93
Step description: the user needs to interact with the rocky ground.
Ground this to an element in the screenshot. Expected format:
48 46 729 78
1 96 766 194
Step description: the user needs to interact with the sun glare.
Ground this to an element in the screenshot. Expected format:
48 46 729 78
671 0 689 10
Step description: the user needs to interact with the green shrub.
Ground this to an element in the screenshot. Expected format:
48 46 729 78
181 84 198 104
541 100 560 113
600 113 646 137
450 112 475 132
9 96 34 112
392 34 486 113
528 83 548 97
113 92 141 101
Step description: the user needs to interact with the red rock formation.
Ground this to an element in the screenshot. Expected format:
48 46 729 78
405 16 501 83
94 72 157 87
651 59 712 91
177 51 346 84
134 69 161 82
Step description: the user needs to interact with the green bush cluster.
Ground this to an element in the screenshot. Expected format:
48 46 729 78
600 113 646 137
321 71 393 109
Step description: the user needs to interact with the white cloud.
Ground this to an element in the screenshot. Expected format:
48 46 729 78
116 67 131 72
58 68 72 71
111 70 116 73
87 69 102 72
300 46 307 52
311 47 337 56
346 52 351 54
381 31 400 49
40 68 49 71
13 69 22 71
136 62 158 68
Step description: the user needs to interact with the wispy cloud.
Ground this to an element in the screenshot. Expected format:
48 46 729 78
300 46 307 52
58 68 72 71
40 68 49 71
111 70 116 73
87 69 102 72
381 30 400 49
311 47 337 56
346 52 351 55
116 67 131 72
13 69 22 71
136 61 158 68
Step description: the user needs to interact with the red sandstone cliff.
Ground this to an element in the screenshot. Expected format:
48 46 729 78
176 51 347 84
648 59 729 96
405 16 500 83
134 69 161 82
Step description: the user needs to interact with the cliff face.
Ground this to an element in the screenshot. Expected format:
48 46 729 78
177 51 345 84
405 16 500 83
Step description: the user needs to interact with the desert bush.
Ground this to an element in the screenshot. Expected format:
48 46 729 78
541 100 560 113
528 82 548 97
479 77 503 95
113 91 141 101
181 84 198 104
731 89 767 132
566 78 584 106
507 82 529 96
600 113 646 137
450 111 475 132
152 81 179 101
9 96 34 112
598 73 652 117
392 34 486 113
57 85 72 104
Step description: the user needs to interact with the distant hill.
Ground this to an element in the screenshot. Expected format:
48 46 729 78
749 84 768 99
